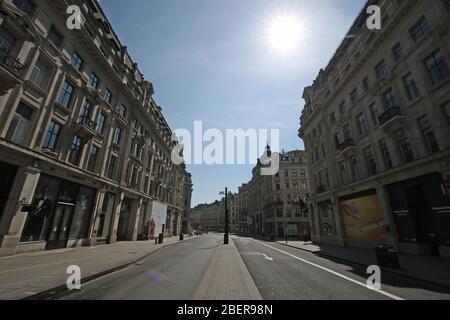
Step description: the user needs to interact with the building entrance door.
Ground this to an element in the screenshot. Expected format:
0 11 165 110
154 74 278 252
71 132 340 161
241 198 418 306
46 203 75 250
0 161 17 224
406 186 439 256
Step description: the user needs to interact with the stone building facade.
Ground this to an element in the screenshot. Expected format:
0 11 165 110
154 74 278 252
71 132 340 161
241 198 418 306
299 0 450 257
240 149 311 238
0 0 192 256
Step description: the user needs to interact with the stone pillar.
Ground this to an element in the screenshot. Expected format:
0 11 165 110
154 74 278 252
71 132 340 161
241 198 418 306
0 167 40 257
108 191 124 244
86 190 106 246
376 185 399 250
127 197 143 241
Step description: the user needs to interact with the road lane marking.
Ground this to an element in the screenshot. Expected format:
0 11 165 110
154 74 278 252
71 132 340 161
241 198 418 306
262 253 274 262
252 240 404 300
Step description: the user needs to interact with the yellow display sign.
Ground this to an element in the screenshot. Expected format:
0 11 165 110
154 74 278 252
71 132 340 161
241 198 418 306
341 194 386 240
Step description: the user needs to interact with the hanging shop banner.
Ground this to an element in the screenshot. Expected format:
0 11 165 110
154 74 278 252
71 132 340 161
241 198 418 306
341 193 386 240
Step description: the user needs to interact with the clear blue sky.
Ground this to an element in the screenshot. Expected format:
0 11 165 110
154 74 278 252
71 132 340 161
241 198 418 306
99 0 365 206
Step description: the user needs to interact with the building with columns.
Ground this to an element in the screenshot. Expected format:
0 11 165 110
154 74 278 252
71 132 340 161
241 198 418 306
0 0 192 256
299 0 450 257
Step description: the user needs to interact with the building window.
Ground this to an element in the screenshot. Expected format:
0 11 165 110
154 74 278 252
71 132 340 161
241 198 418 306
58 81 74 108
329 112 336 124
79 101 92 120
334 132 341 150
6 103 33 144
343 124 352 140
392 42 404 61
87 146 99 172
29 60 48 88
71 51 83 71
89 73 99 89
12 0 35 15
375 60 388 79
362 77 370 92
292 170 297 177
0 27 15 53
113 127 122 145
350 156 360 181
350 88 360 103
69 135 83 165
418 115 440 153
339 101 348 114
339 161 350 185
444 0 450 11
410 17 430 42
383 88 398 108
276 208 283 218
444 103 450 123
403 73 420 101
424 50 450 85
356 113 368 135
395 129 414 163
42 120 61 152
117 104 127 118
369 104 380 127
107 155 117 180
104 88 112 104
96 112 106 134
47 26 62 47
379 138 393 170
364 147 378 176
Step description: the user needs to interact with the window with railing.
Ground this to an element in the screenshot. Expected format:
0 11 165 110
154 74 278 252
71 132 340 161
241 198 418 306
410 16 430 42
356 113 368 135
424 50 450 85
58 81 74 108
403 72 420 101
395 129 414 163
12 0 35 15
6 103 33 145
42 120 61 152
0 27 16 53
418 115 440 153
364 147 378 176
379 138 393 170
89 72 99 89
369 104 380 127
375 60 388 79
69 135 83 165
392 42 404 62
71 51 83 71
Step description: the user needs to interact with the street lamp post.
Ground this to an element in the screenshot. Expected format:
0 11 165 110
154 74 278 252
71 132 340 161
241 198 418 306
220 188 229 245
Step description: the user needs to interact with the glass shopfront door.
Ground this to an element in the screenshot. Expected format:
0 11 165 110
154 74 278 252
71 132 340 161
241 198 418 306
46 203 75 250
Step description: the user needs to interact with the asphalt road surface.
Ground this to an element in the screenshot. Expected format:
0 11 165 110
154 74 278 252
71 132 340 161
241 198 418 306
233 236 450 300
60 234 450 300
61 234 222 300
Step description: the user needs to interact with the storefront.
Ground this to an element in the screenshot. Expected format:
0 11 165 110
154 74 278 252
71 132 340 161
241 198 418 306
339 190 387 243
20 174 96 250
386 173 450 256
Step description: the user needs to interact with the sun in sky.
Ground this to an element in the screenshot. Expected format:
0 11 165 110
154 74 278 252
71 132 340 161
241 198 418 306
264 12 305 55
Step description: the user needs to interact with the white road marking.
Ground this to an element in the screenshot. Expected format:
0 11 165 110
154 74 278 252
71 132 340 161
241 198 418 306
252 240 404 301
262 253 274 262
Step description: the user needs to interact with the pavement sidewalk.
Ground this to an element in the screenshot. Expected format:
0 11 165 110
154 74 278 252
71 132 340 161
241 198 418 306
0 235 201 300
275 240 450 289
193 236 262 300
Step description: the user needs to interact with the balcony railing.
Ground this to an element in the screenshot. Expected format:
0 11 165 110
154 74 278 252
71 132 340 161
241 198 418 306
316 186 326 194
337 139 355 151
379 106 402 126
0 48 25 78
77 116 97 131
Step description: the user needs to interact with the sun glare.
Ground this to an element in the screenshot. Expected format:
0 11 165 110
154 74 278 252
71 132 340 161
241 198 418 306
265 14 303 54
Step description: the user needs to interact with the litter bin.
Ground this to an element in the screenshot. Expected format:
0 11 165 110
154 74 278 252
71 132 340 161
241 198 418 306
158 233 164 244
375 243 400 269
179 234 184 241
